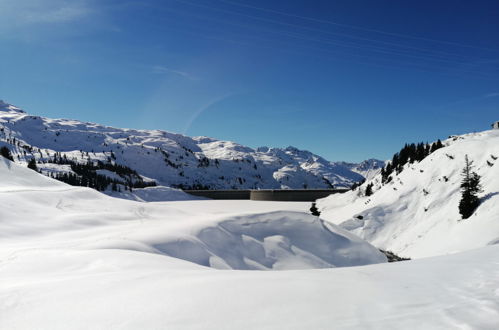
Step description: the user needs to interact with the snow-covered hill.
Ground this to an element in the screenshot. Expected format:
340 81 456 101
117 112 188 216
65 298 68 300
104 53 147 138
1 156 499 328
0 100 382 201
317 129 499 258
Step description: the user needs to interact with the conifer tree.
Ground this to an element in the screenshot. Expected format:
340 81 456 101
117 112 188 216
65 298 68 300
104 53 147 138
365 182 374 196
310 202 321 216
27 158 38 171
458 155 482 219
0 146 14 161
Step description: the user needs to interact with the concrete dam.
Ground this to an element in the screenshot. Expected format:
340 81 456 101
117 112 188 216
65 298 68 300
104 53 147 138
183 189 349 202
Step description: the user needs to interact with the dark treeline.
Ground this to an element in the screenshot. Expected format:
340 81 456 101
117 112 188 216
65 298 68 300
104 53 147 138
381 140 444 184
47 153 156 191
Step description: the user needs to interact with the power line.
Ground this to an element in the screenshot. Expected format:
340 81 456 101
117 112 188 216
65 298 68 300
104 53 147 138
146 18 499 81
213 0 499 53
155 4 499 73
169 0 498 63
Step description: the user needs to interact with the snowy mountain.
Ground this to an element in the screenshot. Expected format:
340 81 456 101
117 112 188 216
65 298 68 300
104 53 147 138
338 158 386 181
0 100 381 200
317 129 499 258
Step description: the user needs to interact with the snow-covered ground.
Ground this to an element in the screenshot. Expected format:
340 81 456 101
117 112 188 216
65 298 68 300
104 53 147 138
3 244 499 329
2 147 499 329
318 129 499 258
2 118 499 328
0 158 385 271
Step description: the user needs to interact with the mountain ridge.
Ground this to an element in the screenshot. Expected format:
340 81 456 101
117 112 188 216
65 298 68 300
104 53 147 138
0 100 383 200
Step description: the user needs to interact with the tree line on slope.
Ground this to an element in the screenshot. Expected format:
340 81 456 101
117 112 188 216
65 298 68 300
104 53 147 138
381 140 444 184
358 137 484 220
46 153 157 192
0 145 156 192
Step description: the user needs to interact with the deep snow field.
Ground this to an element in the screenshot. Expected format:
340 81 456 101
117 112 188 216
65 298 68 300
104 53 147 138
2 138 499 329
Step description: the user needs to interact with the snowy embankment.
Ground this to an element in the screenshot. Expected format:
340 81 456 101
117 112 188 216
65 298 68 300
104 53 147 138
2 155 499 328
317 129 499 258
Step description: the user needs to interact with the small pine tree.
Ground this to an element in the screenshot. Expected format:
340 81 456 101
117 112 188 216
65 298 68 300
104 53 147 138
27 158 38 171
310 202 321 216
365 182 374 196
458 155 482 219
0 146 14 161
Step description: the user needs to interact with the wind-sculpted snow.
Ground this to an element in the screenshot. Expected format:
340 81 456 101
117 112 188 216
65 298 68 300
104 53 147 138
0 100 382 201
318 129 499 258
154 212 386 270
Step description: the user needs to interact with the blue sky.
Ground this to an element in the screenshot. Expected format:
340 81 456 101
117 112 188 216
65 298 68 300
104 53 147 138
0 0 498 162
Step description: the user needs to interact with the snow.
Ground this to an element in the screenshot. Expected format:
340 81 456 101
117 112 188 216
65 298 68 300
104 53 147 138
108 185 204 202
2 129 499 328
2 234 499 328
318 129 499 258
0 100 382 202
0 157 385 271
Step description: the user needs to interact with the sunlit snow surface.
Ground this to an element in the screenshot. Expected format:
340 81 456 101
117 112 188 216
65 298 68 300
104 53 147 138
1 142 499 328
318 129 499 258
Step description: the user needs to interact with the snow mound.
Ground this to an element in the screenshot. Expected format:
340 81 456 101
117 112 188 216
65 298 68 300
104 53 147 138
153 211 387 270
317 129 499 258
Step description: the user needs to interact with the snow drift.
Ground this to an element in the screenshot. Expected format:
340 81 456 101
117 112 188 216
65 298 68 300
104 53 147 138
154 211 386 270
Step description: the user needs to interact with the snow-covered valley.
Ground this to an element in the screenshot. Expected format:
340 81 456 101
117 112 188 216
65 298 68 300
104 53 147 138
1 100 499 329
1 155 499 329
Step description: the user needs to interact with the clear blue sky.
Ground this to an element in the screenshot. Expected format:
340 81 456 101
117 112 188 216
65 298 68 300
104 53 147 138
1 0 498 162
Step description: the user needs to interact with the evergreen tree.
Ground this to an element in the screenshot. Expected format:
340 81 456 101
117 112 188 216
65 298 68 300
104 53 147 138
310 202 321 216
0 146 14 161
27 158 38 171
365 182 374 196
458 155 482 219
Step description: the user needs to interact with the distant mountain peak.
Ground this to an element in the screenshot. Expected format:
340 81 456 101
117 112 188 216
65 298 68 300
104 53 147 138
0 100 25 114
0 99 380 200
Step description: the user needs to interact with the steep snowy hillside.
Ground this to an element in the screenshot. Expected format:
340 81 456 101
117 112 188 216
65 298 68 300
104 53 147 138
0 100 380 201
317 129 499 258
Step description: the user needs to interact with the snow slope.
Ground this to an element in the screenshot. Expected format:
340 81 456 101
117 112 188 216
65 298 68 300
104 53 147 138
317 129 499 258
0 100 381 202
2 141 499 329
3 245 499 329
